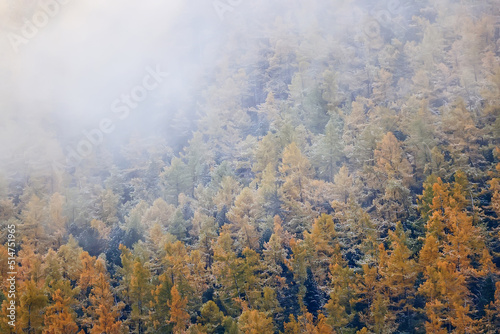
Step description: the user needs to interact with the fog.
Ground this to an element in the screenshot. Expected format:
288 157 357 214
1 2 500 331
0 0 225 177
0 0 494 179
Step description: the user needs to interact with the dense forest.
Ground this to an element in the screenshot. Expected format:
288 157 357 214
1 0 500 333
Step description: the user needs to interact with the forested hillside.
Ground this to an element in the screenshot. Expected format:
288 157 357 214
1 0 500 333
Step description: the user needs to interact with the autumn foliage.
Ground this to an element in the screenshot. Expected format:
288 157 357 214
1 0 500 333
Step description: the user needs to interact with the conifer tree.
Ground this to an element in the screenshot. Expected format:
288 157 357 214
325 245 356 332
372 132 412 222
280 142 314 233
312 114 344 182
195 300 225 334
19 279 47 334
227 187 260 250
87 259 124 334
238 309 274 334
418 172 490 333
303 213 336 285
161 157 190 206
129 259 152 334
168 285 190 333
43 289 79 334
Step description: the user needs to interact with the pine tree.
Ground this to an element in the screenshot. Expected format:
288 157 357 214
212 226 249 315
74 251 98 331
56 236 83 282
213 176 241 212
240 248 265 308
303 213 336 284
280 142 314 233
441 99 482 173
238 309 274 334
331 199 378 267
333 165 354 204
19 279 47 334
418 173 488 333
43 289 79 334
257 286 283 324
312 114 344 182
77 251 97 294
129 259 152 334
96 189 119 226
123 201 149 243
288 238 309 308
163 240 192 296
117 244 134 305
47 192 67 248
325 245 356 332
168 285 190 333
315 313 334 334
196 212 218 269
227 187 261 250
168 208 187 242
372 132 413 222
150 273 173 333
262 216 288 290
161 157 190 206
194 300 225 333
143 198 176 230
485 281 500 333
87 259 123 334
257 163 283 217
19 195 47 251
252 133 280 180
183 132 211 197
355 243 397 333
382 223 417 331
280 142 313 205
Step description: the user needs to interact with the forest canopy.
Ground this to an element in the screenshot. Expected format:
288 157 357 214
1 0 500 333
